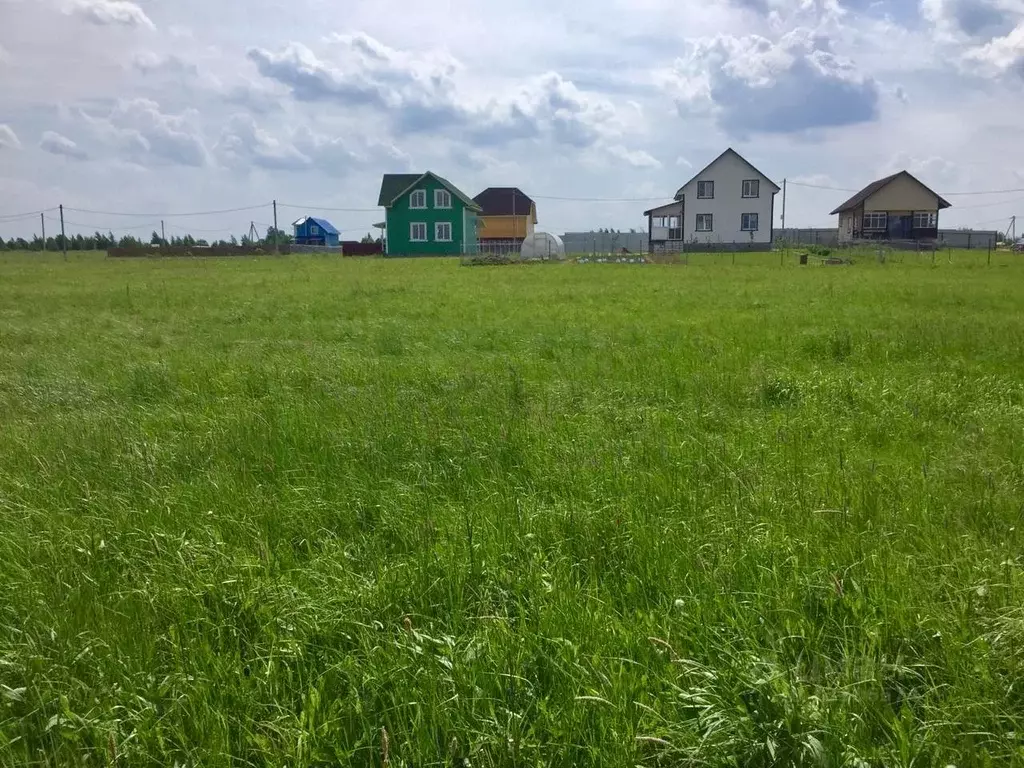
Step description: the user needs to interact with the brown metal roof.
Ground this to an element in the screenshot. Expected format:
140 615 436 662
830 171 952 215
473 187 536 218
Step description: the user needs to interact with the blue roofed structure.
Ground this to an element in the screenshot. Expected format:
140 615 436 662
293 216 340 247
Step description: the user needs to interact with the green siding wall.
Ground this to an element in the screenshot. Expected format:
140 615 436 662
385 178 479 256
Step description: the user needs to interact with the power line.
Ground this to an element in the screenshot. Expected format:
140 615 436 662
62 203 271 218
0 208 58 221
788 179 1024 197
942 187 1024 196
786 181 858 193
277 202 380 212
45 214 157 232
951 194 1024 211
532 193 669 202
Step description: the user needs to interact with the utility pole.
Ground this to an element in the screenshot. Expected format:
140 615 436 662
41 213 46 251
781 178 787 233
59 204 67 261
161 220 166 247
273 200 279 254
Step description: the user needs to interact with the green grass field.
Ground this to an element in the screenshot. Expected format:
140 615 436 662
1 251 1023 767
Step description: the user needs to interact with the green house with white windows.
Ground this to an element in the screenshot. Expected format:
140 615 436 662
377 172 482 256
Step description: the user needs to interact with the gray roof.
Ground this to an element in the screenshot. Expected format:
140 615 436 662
830 171 952 214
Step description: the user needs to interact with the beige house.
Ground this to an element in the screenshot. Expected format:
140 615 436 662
831 171 951 243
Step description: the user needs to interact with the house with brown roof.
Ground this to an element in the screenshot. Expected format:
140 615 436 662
831 171 951 243
473 187 536 243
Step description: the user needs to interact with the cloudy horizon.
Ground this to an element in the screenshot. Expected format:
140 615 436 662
1 0 1023 241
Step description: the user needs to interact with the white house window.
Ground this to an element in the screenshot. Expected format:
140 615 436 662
696 181 714 199
652 215 682 240
410 189 427 209
434 189 452 209
863 212 887 230
742 179 760 198
410 222 427 241
913 212 936 228
435 222 452 242
696 214 713 232
310 224 320 235
741 213 759 231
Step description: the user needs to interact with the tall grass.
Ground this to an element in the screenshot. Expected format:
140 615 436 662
1 251 1023 766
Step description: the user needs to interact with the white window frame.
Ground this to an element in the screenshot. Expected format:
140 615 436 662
741 213 759 232
863 212 887 231
410 222 427 242
434 189 452 209
912 211 936 228
310 224 320 235
410 189 427 209
434 221 452 242
696 213 713 232
696 181 714 199
742 179 759 198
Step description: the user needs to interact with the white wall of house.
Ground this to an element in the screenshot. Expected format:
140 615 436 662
679 151 777 245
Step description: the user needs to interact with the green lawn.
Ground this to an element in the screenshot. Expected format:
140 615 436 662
1 251 1022 766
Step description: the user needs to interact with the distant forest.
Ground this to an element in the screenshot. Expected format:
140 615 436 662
0 226 297 251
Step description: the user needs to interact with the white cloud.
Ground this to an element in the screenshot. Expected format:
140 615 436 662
962 22 1024 74
607 145 662 168
215 115 410 174
40 130 89 160
80 98 209 167
66 0 155 30
0 125 21 150
216 115 312 171
663 28 880 136
248 34 621 149
132 52 198 77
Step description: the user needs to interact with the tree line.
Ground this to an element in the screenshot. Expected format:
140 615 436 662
0 226 297 252
0 226 383 252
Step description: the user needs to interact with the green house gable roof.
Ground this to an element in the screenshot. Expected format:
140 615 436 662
378 172 482 211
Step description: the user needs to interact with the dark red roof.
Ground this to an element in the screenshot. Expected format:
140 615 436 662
473 187 535 217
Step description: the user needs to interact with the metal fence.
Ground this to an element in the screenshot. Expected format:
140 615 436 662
561 232 647 255
773 228 998 250
773 228 839 246
936 230 998 249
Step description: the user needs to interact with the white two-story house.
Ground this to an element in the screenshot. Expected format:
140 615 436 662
645 148 780 252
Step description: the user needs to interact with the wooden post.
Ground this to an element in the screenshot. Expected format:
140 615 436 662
161 220 166 247
273 200 279 254
41 213 46 251
59 204 67 261
781 178 787 231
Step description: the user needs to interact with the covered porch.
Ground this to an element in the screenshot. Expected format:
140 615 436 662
644 201 684 251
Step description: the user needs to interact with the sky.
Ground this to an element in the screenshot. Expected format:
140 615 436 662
1 0 1023 240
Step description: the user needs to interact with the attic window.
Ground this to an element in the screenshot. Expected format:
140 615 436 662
742 179 759 198
435 189 451 208
310 224 320 235
697 181 714 199
410 190 426 209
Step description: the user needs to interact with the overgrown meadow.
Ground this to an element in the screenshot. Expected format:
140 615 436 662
1 251 1023 766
